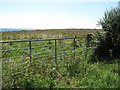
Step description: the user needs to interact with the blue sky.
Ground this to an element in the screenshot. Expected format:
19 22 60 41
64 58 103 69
0 1 119 29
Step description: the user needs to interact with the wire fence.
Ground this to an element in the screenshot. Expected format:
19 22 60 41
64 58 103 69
0 37 86 67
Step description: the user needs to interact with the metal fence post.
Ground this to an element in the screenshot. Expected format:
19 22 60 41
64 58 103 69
55 39 57 66
29 41 32 65
74 38 76 59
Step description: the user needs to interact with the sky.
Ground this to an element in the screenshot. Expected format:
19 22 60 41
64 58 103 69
0 0 119 29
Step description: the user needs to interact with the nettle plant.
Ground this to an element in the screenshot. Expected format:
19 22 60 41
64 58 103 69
88 8 120 61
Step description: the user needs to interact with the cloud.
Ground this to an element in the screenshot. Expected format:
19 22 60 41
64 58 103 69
0 13 101 29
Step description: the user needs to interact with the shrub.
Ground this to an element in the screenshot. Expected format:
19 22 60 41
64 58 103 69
88 8 120 61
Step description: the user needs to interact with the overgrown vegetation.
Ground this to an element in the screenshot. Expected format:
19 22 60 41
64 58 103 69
2 44 119 88
87 8 120 61
1 19 119 88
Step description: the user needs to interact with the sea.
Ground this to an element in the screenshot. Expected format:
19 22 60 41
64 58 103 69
0 28 48 32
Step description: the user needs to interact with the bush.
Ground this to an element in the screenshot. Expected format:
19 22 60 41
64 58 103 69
88 8 120 61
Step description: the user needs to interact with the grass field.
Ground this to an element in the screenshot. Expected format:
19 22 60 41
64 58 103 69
2 29 98 40
1 29 119 88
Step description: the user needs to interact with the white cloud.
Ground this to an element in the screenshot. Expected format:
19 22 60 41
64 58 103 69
0 13 101 29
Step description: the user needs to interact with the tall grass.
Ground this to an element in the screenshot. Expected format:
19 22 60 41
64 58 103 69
1 29 119 88
2 48 119 88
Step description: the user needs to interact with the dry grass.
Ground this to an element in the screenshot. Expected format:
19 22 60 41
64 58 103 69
1 29 100 40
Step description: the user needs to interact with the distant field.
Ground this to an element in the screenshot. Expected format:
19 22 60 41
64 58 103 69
1 29 100 40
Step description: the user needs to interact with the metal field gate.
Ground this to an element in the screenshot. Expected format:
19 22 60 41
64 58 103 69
0 37 86 67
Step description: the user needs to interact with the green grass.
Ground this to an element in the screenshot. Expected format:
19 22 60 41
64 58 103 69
1 29 119 88
2 51 119 88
